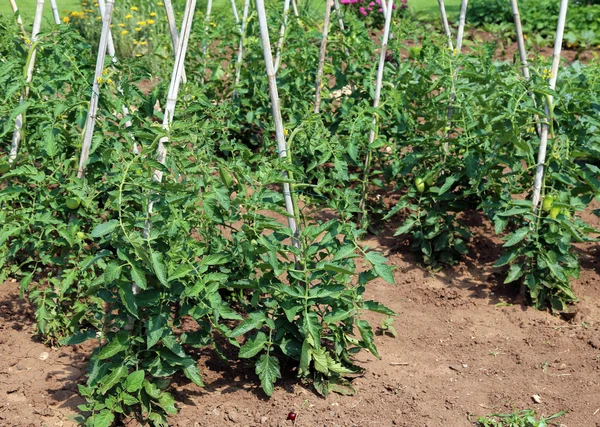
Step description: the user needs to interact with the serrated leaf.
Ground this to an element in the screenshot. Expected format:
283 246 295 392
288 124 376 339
97 333 129 360
59 329 97 346
356 319 380 359
255 354 281 397
323 263 355 275
503 227 529 247
99 365 128 395
146 313 167 349
130 261 147 290
363 300 396 316
125 370 145 393
182 359 205 387
90 220 119 238
151 252 168 286
158 392 178 415
373 263 395 285
92 409 115 427
239 331 267 359
504 263 523 284
104 263 122 283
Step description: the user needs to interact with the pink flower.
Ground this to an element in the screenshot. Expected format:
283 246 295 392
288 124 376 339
359 6 367 15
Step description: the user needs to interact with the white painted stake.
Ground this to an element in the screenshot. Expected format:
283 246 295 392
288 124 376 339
76 0 114 178
438 0 454 50
291 0 299 17
161 0 187 84
532 0 568 210
50 0 61 24
9 0 45 167
455 0 468 52
255 0 299 240
230 0 240 23
358 0 395 214
234 0 251 97
333 0 345 31
273 0 292 74
153 0 197 184
8 0 25 34
203 0 213 55
314 0 333 114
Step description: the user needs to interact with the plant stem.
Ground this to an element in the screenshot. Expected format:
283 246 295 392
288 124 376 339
314 0 333 114
532 0 568 210
255 0 299 246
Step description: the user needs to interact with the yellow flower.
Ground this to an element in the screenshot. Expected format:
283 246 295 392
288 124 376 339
97 15 102 20
63 16 70 23
137 20 147 26
118 23 125 27
158 2 164 6
135 27 141 31
136 53 142 57
147 19 155 24
284 129 289 136
102 68 108 75
106 78 114 85
121 30 129 35
210 21 216 27
140 40 147 45
125 13 133 19
130 6 139 11
133 40 139 44
150 12 157 16
97 77 103 84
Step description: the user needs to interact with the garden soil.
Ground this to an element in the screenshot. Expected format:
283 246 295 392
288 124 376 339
1 203 599 427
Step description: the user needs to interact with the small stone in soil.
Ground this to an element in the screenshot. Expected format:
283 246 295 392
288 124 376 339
531 394 542 404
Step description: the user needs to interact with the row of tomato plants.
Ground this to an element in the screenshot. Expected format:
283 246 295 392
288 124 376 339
1 5 600 426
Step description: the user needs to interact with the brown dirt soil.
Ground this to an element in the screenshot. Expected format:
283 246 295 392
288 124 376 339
1 205 600 427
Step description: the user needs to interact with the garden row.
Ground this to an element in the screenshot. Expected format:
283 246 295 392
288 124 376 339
1 0 599 425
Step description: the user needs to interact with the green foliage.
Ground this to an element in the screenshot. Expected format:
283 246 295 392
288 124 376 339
467 0 600 47
476 408 567 427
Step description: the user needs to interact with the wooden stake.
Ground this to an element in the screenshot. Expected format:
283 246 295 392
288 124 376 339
163 0 187 84
255 0 299 241
8 0 25 34
438 0 454 50
314 0 333 114
358 0 395 220
273 0 292 74
50 0 61 24
455 0 468 52
9 0 45 167
76 0 114 178
234 0 251 98
532 0 568 210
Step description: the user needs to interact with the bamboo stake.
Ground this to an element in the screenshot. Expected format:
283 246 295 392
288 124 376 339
455 0 468 52
291 0 299 17
164 0 187 84
9 0 26 34
76 0 114 178
50 0 61 24
230 0 240 23
438 0 454 50
233 0 251 98
273 0 292 74
9 0 45 167
203 0 213 55
255 0 299 241
358 0 395 220
152 0 196 185
314 0 333 114
510 0 540 137
531 0 568 210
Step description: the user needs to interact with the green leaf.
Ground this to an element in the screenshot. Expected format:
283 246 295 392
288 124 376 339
373 263 395 285
333 245 357 261
59 329 97 346
323 263 355 275
299 339 312 377
158 392 178 415
90 220 119 238
239 332 267 359
504 263 523 284
503 227 529 247
130 261 147 290
99 365 128 395
125 370 145 393
151 252 168 286
255 354 281 397
98 333 129 360
104 263 122 283
437 175 457 195
363 300 396 316
92 409 115 427
230 312 266 337
494 250 518 267
356 319 380 359
146 313 167 349
182 359 205 387
119 285 139 319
